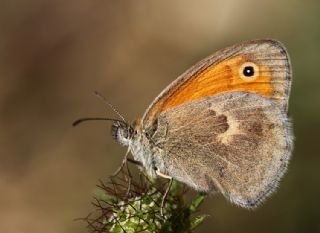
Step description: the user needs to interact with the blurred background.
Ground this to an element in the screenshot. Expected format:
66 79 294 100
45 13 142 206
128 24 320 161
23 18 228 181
0 0 319 233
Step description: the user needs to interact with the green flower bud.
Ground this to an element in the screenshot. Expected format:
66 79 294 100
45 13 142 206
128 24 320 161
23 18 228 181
83 168 208 233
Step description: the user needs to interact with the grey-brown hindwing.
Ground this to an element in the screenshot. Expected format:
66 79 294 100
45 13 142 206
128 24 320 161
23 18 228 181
151 91 293 208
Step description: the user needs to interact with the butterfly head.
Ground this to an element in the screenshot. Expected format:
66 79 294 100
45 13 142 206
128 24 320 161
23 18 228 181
111 120 134 146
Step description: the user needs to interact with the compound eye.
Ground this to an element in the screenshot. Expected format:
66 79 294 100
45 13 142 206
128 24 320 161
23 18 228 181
239 62 259 81
128 127 134 137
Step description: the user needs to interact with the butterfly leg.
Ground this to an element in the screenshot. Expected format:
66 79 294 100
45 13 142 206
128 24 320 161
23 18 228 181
112 147 131 177
112 150 144 197
127 158 143 167
156 169 173 216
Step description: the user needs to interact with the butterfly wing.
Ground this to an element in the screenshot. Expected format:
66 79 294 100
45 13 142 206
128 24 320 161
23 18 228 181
142 39 291 132
151 92 293 208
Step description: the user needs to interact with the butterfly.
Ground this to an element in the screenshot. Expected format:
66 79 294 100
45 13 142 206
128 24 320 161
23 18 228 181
77 39 293 209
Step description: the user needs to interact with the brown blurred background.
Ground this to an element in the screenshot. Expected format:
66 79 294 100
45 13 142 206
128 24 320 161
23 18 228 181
0 0 319 233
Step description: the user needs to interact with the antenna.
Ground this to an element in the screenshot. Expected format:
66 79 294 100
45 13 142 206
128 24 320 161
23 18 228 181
93 91 126 122
72 117 126 127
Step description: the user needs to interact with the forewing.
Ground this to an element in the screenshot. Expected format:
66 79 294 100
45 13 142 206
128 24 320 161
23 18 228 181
152 92 293 208
142 40 291 131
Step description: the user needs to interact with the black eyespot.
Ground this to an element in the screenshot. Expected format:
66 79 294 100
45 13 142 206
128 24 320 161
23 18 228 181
243 66 254 77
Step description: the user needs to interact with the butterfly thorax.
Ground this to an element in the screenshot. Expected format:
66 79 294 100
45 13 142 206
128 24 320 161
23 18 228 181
130 131 158 178
132 119 165 178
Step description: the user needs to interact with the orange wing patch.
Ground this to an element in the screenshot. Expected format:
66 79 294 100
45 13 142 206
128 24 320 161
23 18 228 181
163 55 272 112
142 40 291 129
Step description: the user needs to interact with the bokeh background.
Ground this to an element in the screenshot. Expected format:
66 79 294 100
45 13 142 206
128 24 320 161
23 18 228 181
0 0 319 233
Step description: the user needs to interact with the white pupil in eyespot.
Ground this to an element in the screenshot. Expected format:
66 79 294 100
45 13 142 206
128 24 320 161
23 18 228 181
243 66 254 77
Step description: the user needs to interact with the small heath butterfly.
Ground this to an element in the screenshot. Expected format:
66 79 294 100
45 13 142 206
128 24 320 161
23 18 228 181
79 39 293 208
